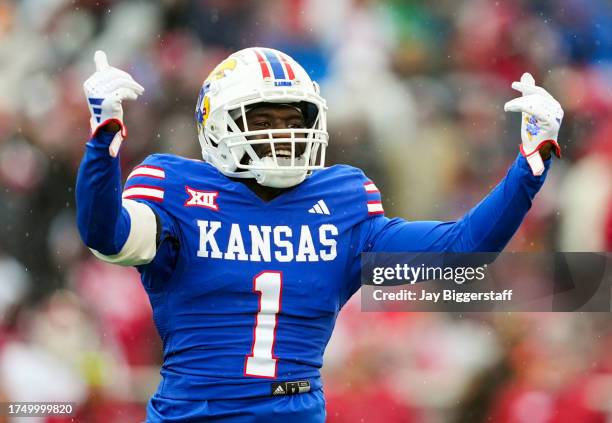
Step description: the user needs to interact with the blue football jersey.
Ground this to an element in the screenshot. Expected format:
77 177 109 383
122 154 382 401
77 130 549 420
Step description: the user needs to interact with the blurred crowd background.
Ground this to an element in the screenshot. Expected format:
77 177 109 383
1 0 612 421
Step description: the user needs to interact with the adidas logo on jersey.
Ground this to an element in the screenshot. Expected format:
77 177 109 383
271 380 311 396
308 199 330 215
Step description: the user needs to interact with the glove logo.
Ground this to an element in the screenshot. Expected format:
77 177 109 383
88 98 104 123
525 115 541 140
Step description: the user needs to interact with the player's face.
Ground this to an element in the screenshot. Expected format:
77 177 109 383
237 104 307 161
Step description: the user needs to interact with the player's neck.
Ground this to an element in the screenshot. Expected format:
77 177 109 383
233 178 289 202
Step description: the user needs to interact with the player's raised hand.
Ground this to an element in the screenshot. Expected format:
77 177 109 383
504 72 563 176
83 50 145 157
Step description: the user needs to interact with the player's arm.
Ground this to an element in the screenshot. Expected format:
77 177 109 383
76 51 157 266
364 153 549 253
364 72 562 253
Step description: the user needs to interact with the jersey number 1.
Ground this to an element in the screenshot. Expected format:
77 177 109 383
245 271 282 378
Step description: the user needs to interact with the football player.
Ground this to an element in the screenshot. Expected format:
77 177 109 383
76 48 562 422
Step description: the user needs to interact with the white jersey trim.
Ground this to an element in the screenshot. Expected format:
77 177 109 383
91 199 158 266
127 165 165 180
367 201 384 215
122 186 164 201
364 182 379 193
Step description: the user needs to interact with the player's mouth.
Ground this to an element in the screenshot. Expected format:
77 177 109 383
258 144 306 160
262 149 295 159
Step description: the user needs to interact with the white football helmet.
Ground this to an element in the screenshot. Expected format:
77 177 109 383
195 47 328 188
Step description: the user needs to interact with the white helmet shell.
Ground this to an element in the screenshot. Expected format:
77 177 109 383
195 47 328 188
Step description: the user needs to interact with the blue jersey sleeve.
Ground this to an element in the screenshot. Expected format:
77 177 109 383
76 130 131 255
339 154 551 303
76 131 179 266
362 154 550 253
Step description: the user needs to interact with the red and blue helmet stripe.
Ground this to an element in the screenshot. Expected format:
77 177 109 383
253 48 296 82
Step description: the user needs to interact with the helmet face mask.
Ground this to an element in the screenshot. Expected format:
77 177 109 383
195 48 328 188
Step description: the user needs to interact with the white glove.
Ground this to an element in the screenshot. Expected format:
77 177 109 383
83 50 144 157
504 72 563 176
